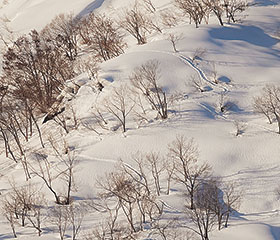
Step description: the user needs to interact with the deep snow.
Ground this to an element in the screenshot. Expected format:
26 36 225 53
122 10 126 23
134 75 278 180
0 0 279 239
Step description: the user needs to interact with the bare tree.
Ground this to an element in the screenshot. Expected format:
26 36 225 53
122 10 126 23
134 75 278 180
146 152 165 196
217 91 234 113
253 95 273 124
2 29 75 113
79 13 126 61
203 0 225 26
29 140 78 205
194 179 241 231
233 120 247 136
49 138 78 205
161 10 181 27
74 56 100 80
168 135 211 209
119 3 152 44
175 0 209 28
67 203 86 240
153 219 194 240
42 13 79 61
142 0 157 13
97 165 162 233
103 84 135 133
89 196 123 240
186 180 217 240
200 178 230 231
120 155 151 196
26 192 46 236
254 85 280 133
97 171 139 232
210 62 218 84
8 182 38 227
191 48 207 62
164 159 176 195
50 205 71 240
223 0 249 23
0 102 33 180
130 60 168 119
2 200 18 238
1 181 46 237
189 75 205 93
53 111 70 134
223 183 241 228
29 152 61 204
167 33 183 52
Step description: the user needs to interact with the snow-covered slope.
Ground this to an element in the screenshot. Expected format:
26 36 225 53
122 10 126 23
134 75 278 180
0 0 280 239
0 0 103 32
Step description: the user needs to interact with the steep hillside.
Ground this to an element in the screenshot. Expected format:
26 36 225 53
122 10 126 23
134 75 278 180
0 0 279 239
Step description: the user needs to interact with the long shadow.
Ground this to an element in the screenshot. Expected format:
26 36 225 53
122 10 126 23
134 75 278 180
253 0 280 6
77 0 105 18
267 224 280 240
208 25 280 59
209 25 279 48
0 235 16 240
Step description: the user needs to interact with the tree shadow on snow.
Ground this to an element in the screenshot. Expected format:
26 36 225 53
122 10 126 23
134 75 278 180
218 76 231 84
172 106 216 120
199 102 217 119
0 235 17 239
77 0 105 18
208 25 280 58
267 224 280 240
253 0 280 6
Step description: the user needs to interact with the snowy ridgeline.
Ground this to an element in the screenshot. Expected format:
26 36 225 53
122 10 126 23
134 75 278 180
0 0 279 239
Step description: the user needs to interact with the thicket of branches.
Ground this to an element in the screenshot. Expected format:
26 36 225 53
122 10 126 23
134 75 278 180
175 0 249 27
79 13 126 61
0 1 251 238
83 135 241 240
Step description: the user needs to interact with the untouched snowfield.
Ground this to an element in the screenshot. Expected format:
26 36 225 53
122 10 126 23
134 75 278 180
0 0 279 239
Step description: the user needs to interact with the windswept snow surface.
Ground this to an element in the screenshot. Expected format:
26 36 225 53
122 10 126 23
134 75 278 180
0 0 280 239
0 0 104 32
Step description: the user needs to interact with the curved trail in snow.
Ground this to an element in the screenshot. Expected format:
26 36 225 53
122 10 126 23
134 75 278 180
129 49 276 133
178 55 215 87
78 154 142 177
131 49 228 93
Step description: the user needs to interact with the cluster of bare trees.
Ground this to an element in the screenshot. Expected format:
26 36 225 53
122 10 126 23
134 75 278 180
2 29 75 113
0 130 241 239
175 0 249 27
84 59 169 134
0 0 251 157
1 136 81 238
82 135 241 240
29 137 78 205
0 100 45 180
0 3 174 157
2 181 86 239
186 178 241 240
119 3 154 45
0 13 82 179
49 203 86 240
2 182 46 238
130 60 168 120
79 13 126 61
168 136 241 240
0 2 249 238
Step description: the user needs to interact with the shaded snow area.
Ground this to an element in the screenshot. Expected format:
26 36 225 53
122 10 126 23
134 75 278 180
0 0 279 239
